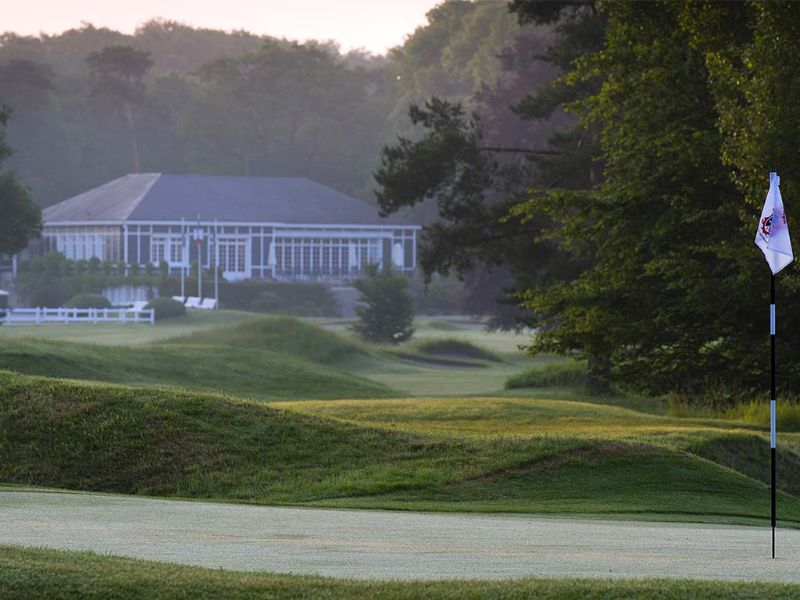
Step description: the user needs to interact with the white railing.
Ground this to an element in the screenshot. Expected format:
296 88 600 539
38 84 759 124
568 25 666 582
1 307 155 325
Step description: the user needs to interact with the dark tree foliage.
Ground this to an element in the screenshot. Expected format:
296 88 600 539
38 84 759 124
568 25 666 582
517 0 788 399
86 45 154 173
677 1 800 397
373 2 603 330
351 265 414 344
0 59 55 110
0 108 41 256
1 6 530 207
373 96 561 330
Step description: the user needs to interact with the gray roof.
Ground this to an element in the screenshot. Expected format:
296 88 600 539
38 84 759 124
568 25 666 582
43 174 414 227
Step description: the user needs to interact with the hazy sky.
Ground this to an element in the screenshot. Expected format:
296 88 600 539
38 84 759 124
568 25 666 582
0 0 445 54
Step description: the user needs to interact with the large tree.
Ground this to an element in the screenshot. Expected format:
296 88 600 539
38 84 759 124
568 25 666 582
677 1 800 394
373 2 604 330
86 45 154 173
0 108 41 255
516 1 785 398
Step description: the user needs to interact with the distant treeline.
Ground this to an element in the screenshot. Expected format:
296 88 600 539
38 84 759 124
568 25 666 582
0 2 555 208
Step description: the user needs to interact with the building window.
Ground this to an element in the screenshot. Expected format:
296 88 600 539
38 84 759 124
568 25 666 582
170 238 184 264
151 237 167 265
271 235 384 279
151 236 185 266
48 227 120 262
217 237 247 274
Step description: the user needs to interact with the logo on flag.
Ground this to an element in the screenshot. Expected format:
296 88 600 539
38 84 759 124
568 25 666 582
760 214 772 239
755 172 793 275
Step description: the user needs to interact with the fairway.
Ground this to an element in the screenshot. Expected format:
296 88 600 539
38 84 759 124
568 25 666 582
0 310 255 345
0 314 533 397
2 489 799 582
2 304 800 595
0 338 391 400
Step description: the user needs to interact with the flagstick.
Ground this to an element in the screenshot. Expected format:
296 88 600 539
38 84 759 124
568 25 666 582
213 220 219 307
197 216 202 300
771 273 777 559
180 217 185 299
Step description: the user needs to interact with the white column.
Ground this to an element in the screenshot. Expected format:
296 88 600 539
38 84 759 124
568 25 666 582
123 224 129 265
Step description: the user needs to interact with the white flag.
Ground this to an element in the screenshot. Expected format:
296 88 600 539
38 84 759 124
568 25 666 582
756 172 793 274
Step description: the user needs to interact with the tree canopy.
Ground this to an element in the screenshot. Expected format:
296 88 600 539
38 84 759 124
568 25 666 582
377 0 800 399
0 108 41 255
517 0 800 397
0 2 541 206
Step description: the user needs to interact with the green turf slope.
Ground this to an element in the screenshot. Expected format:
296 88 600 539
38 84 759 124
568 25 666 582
2 371 798 524
280 397 800 500
167 316 373 368
0 337 390 400
3 546 799 600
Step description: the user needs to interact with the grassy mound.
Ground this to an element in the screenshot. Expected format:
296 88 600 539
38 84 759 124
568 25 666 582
505 361 588 390
167 316 371 367
3 546 800 600
414 338 500 362
2 372 799 523
280 397 800 501
686 432 800 496
0 338 390 401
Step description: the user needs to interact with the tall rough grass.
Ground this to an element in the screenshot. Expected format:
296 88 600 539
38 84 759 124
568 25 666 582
666 394 800 431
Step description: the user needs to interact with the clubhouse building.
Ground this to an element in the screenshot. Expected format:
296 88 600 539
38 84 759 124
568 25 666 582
33 174 419 282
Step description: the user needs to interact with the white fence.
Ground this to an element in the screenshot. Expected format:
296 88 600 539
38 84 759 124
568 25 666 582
1 307 155 325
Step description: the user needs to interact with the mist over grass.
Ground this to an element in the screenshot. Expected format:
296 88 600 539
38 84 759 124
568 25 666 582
0 336 390 401
167 316 373 368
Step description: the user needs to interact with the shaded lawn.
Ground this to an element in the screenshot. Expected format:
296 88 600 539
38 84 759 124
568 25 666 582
3 546 800 600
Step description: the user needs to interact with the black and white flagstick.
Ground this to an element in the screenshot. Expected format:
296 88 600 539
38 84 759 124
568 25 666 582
757 170 792 558
770 272 777 559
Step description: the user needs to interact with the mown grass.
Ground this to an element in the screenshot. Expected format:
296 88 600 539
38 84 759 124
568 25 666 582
2 371 799 524
277 397 759 438
278 397 800 500
167 316 374 368
168 315 521 393
3 546 800 600
1 314 532 396
0 309 254 345
0 337 390 401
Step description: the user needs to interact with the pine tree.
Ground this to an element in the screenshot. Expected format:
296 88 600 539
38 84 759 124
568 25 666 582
351 265 415 344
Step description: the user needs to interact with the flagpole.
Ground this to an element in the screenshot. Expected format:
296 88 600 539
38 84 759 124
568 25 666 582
214 219 219 308
180 217 185 299
756 170 792 559
197 215 202 300
770 272 777 559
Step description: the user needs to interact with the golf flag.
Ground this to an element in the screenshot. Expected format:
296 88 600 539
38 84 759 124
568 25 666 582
194 219 203 247
756 172 793 274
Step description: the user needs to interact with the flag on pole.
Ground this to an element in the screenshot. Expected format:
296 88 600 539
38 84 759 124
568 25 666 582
756 172 793 274
194 219 203 248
